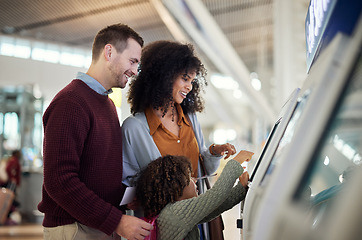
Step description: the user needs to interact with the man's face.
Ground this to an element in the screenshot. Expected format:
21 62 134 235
108 38 142 89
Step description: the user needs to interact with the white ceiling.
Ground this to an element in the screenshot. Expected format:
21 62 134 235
0 0 310 131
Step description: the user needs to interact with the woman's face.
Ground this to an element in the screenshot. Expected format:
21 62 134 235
172 71 196 104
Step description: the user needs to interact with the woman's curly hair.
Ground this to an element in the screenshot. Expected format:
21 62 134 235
135 155 192 218
127 40 207 116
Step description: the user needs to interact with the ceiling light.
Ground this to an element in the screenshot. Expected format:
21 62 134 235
210 74 239 89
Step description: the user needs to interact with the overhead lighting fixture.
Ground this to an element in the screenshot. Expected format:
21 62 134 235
210 74 239 90
250 72 261 91
251 78 261 91
233 89 243 99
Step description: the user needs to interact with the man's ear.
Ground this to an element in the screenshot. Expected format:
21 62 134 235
104 44 112 61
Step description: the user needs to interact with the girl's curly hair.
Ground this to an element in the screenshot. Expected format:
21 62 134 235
135 155 192 218
127 40 207 116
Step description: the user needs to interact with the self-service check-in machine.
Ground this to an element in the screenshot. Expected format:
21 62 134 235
240 87 300 239
241 0 362 239
241 1 362 239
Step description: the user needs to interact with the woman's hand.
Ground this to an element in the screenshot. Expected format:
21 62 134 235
233 150 254 164
239 171 250 188
210 143 237 159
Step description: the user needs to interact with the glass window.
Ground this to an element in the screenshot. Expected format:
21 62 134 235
0 36 15 56
3 112 20 150
31 42 46 61
294 52 362 230
43 44 60 63
14 39 31 58
0 113 3 135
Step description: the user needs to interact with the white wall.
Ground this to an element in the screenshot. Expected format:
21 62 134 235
0 55 87 103
0 55 132 121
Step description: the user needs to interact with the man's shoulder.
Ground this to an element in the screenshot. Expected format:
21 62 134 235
53 80 86 99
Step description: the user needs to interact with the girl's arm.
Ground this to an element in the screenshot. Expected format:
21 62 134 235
198 182 247 223
160 160 244 230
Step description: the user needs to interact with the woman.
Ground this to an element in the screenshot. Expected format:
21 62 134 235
122 40 236 187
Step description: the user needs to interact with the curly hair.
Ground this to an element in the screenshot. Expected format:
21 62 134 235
127 40 207 116
135 155 192 218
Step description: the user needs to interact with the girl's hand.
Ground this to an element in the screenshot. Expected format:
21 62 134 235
233 150 254 164
239 171 250 187
210 143 236 159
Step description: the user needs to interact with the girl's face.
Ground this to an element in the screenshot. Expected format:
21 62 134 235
172 71 196 104
178 174 198 200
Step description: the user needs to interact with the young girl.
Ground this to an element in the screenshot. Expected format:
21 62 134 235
135 150 253 240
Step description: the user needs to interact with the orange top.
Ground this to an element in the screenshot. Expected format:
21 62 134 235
145 104 200 177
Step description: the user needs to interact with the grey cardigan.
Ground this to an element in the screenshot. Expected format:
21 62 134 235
122 112 222 187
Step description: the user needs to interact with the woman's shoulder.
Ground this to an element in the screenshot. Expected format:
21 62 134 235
186 112 197 121
122 112 148 129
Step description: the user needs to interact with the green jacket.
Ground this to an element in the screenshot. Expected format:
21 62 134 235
157 160 247 240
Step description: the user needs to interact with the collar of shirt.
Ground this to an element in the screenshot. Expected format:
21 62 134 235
76 72 113 95
145 104 191 136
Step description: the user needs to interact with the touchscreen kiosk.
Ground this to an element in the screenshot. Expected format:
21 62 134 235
241 88 300 240
252 17 362 240
248 118 280 184
259 92 309 188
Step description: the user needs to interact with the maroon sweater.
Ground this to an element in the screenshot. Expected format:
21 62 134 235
38 80 124 235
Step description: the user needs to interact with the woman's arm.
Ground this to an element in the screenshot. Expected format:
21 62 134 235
122 114 161 186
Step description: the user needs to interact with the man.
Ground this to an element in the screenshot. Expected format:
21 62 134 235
38 24 152 240
0 150 21 225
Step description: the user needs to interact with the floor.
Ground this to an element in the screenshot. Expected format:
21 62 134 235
0 206 242 239
0 223 43 240
222 202 243 240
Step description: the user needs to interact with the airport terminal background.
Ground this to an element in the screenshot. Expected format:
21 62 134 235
1 0 361 239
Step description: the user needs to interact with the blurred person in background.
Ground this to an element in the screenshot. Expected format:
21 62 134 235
0 149 22 225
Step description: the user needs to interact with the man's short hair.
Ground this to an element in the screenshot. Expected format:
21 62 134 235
92 23 144 61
